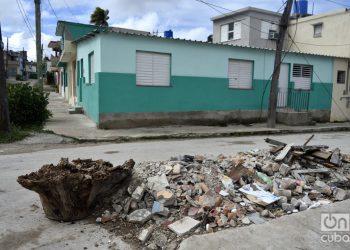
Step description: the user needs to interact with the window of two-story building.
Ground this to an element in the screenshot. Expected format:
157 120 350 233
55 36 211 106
292 64 313 90
228 59 253 89
220 21 242 42
136 51 170 86
313 23 323 38
260 21 278 39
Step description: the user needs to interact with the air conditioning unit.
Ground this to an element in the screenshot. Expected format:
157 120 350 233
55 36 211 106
268 30 279 40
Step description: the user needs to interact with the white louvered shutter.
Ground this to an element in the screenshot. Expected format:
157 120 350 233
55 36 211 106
152 53 170 86
293 64 312 90
228 60 252 89
233 22 241 40
221 24 228 42
136 52 170 86
261 21 270 39
136 52 153 86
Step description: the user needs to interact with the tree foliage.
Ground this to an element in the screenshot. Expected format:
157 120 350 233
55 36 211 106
90 7 109 26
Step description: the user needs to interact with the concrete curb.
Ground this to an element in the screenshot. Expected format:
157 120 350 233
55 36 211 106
48 125 350 144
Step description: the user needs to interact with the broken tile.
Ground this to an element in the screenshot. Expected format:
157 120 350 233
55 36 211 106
127 209 152 224
168 217 200 236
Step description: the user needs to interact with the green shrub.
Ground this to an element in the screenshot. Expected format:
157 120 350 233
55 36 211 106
8 84 52 127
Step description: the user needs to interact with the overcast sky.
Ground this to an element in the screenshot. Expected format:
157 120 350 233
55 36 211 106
0 0 348 61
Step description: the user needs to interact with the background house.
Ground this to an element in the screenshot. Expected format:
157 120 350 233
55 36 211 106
4 50 27 79
72 28 339 128
287 8 350 122
211 7 281 49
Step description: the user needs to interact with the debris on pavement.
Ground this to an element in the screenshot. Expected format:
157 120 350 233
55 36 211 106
94 136 350 248
18 135 350 248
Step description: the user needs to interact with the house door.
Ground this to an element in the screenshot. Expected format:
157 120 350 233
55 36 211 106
277 63 289 108
79 59 83 102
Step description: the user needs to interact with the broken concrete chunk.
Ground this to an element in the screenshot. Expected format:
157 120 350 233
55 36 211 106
168 217 200 236
333 188 348 201
277 196 288 206
299 202 308 211
290 198 301 208
241 217 251 225
132 184 146 201
302 194 313 207
147 174 169 193
198 190 218 209
247 213 265 224
138 225 155 243
156 190 175 206
172 164 182 175
279 164 291 176
280 178 297 190
221 175 234 189
127 209 152 224
313 181 332 196
282 203 294 213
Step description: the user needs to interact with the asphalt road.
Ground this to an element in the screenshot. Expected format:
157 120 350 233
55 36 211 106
0 132 349 249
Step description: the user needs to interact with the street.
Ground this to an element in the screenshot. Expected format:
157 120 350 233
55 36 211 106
0 131 350 249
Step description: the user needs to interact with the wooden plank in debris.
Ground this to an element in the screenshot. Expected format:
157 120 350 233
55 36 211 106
265 138 286 147
311 150 332 160
303 134 314 146
293 168 331 174
330 148 341 166
270 145 284 154
275 143 294 161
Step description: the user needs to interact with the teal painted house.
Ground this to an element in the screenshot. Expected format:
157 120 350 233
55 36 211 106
63 24 339 128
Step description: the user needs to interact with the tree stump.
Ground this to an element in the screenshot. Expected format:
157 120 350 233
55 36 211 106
17 158 134 221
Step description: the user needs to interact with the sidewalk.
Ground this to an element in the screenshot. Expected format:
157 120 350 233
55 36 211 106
45 92 350 142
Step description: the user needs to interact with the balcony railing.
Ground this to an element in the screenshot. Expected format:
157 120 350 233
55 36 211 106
277 88 310 112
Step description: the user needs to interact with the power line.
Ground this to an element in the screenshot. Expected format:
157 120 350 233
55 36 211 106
322 0 350 8
15 0 35 40
63 0 79 22
47 0 59 20
288 32 350 122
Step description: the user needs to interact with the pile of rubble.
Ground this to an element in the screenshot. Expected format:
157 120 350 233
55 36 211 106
96 136 350 248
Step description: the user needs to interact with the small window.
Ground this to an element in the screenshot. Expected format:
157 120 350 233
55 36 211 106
313 23 322 38
88 52 94 83
136 51 170 86
220 21 241 42
337 71 346 84
293 64 312 90
228 59 253 89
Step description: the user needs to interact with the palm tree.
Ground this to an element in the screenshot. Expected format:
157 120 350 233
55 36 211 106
90 7 109 27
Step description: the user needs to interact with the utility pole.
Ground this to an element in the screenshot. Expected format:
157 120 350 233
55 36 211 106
5 37 8 78
34 0 43 90
0 23 11 133
267 0 293 128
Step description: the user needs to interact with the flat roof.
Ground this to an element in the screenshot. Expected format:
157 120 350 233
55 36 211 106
211 6 282 21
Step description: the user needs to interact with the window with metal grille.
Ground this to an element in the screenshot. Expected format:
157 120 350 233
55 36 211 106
228 59 253 89
337 71 346 84
136 51 170 87
292 64 312 90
